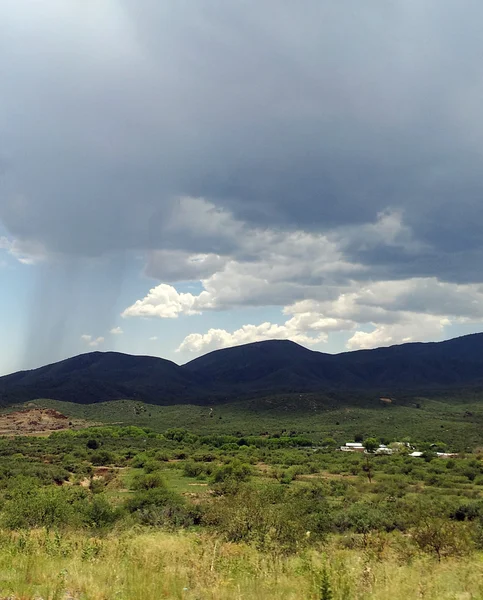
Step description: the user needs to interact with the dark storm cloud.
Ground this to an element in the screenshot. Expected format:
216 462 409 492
1 0 483 280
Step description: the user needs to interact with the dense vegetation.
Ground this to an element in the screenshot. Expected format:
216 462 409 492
32 388 483 452
0 423 482 598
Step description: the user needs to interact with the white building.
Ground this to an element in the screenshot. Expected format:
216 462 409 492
340 442 393 454
340 442 365 452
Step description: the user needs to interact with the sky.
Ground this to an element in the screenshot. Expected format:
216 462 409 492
1 0 483 375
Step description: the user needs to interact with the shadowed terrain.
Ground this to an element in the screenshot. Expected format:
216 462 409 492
1 333 483 406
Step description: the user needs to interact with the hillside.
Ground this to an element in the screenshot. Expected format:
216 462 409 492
0 352 206 405
184 340 361 392
185 334 483 392
1 333 483 405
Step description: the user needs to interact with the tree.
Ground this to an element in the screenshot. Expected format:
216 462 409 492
363 438 379 453
362 456 374 484
362 439 378 484
412 517 469 561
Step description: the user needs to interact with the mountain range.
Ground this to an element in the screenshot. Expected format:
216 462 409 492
1 333 483 406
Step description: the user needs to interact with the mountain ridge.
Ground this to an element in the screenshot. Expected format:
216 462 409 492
1 333 482 405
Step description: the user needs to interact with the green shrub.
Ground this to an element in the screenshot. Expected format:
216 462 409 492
2 486 85 530
143 460 160 474
334 502 399 535
132 472 166 491
412 518 472 560
124 488 195 527
211 460 252 484
90 450 115 466
203 483 329 554
183 461 211 478
82 495 119 529
131 453 149 469
449 501 482 522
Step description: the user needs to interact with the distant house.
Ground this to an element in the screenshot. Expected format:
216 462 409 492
340 442 365 452
339 443 456 458
410 450 458 458
375 444 393 455
340 442 393 454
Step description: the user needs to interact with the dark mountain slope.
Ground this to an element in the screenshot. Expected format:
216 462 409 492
0 352 205 405
185 340 362 392
1 333 483 405
185 334 483 392
335 333 483 388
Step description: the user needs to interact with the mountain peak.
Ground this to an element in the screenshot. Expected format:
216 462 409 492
184 338 316 369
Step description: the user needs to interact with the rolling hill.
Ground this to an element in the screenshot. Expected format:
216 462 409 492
1 333 483 406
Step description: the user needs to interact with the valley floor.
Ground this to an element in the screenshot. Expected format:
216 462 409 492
0 400 482 599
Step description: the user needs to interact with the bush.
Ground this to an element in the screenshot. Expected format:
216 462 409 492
211 460 252 485
132 472 166 491
2 486 85 530
155 451 170 462
82 495 119 528
183 461 211 478
124 488 195 527
334 502 399 535
164 428 188 442
373 477 408 499
90 450 115 466
203 483 329 554
449 501 482 522
412 518 472 560
2 481 120 531
143 460 160 474
131 453 149 469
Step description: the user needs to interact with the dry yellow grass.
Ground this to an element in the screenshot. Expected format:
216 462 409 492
0 529 481 599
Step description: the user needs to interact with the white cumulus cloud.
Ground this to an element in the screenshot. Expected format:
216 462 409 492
347 315 451 350
122 283 211 318
122 199 483 355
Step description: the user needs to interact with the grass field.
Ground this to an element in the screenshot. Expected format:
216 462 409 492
0 528 482 600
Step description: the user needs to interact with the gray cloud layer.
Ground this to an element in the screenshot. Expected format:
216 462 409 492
2 1 483 276
1 1 483 361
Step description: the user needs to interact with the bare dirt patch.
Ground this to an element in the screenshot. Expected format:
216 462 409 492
0 408 82 436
